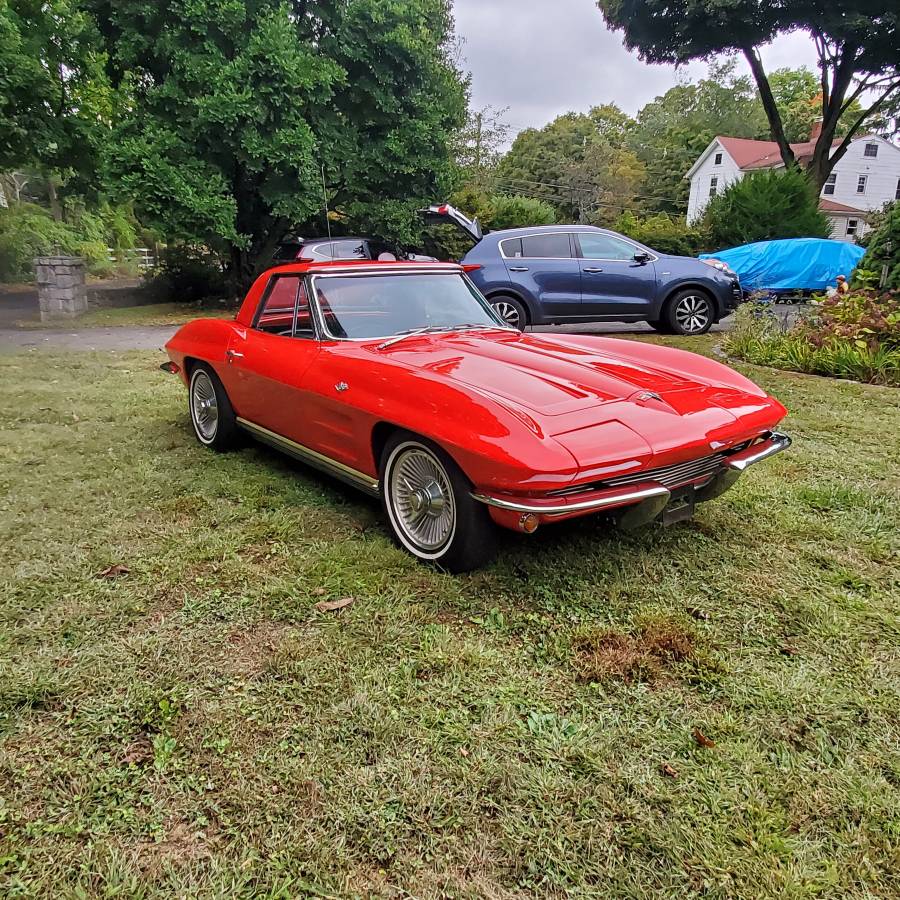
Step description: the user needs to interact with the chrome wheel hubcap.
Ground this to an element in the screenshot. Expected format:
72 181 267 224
675 295 710 333
493 301 521 329
191 371 218 441
390 447 455 551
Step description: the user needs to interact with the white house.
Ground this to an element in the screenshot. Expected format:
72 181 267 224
686 127 900 242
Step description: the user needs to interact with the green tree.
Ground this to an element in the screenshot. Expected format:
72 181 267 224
88 0 466 290
453 105 510 190
0 0 111 216
496 106 641 221
597 0 900 189
853 202 900 291
702 168 831 249
629 60 765 214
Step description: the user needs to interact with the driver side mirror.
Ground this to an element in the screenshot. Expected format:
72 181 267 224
633 251 651 265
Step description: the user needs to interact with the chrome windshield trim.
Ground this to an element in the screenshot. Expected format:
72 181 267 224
308 270 509 342
236 417 379 496
472 484 671 516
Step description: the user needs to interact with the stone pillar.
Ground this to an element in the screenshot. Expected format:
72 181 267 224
34 256 88 322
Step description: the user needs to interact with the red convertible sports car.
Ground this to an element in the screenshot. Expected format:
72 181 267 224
163 260 790 572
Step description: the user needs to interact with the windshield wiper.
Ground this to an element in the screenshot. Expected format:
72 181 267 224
376 326 448 350
376 323 511 350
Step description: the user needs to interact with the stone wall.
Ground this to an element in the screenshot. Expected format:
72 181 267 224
34 256 88 321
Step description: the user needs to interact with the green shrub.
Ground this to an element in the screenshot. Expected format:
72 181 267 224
144 244 229 303
615 211 708 256
0 204 81 281
0 202 141 282
724 292 900 386
703 167 832 249
852 202 899 291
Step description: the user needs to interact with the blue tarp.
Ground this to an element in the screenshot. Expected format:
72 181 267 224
699 238 866 292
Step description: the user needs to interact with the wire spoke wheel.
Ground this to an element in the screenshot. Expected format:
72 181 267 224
492 300 521 329
389 446 456 553
190 370 219 442
673 295 711 334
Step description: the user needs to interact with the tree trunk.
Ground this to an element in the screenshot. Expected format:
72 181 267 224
47 176 63 221
742 46 795 170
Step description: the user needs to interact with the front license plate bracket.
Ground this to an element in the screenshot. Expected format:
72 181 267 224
661 487 696 526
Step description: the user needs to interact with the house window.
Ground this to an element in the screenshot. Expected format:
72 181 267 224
714 152 723 165
896 177 900 200
823 174 837 196
864 143 878 158
846 219 859 237
857 175 867 194
709 176 719 198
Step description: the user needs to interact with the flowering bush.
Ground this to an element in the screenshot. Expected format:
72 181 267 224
797 290 900 352
724 291 900 386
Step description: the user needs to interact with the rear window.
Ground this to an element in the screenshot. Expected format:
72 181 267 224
520 234 572 259
273 242 302 261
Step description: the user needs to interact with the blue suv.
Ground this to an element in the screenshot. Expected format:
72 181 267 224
421 206 742 335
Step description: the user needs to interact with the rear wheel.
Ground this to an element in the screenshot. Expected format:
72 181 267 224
665 290 715 336
380 432 497 573
188 363 240 451
490 295 528 331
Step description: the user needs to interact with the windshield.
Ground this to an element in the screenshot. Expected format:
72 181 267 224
311 272 504 340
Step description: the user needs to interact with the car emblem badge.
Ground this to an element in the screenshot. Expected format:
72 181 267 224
637 391 662 402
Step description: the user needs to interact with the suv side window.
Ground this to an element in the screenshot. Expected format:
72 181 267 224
519 233 572 259
311 240 369 260
577 233 639 261
254 276 315 337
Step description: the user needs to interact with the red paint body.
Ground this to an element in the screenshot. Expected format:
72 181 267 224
165 261 788 530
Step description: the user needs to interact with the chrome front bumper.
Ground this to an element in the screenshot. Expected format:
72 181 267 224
472 431 791 521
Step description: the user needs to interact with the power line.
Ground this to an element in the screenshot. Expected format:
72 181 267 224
492 179 687 213
493 174 688 208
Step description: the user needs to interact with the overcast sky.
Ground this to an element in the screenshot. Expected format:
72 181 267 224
452 0 821 135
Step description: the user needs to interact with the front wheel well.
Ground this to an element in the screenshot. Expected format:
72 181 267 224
484 290 532 325
371 421 400 471
661 284 719 319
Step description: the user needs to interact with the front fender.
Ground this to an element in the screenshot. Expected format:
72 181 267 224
319 352 580 494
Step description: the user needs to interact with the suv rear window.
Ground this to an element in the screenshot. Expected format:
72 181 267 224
519 234 571 259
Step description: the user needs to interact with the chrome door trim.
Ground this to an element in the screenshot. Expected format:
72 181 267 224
236 417 379 496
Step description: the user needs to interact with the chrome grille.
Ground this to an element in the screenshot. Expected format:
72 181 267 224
551 452 726 497
603 453 724 489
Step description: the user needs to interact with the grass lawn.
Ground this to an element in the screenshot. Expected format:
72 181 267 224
1 337 898 897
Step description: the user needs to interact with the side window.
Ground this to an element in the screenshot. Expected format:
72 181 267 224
500 238 523 258
254 276 315 337
577 233 639 261
519 234 572 259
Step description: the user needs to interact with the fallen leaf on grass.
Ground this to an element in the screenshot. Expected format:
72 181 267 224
96 564 130 579
314 596 354 613
459 747 470 757
312 587 327 596
780 642 800 657
692 727 716 749
660 762 678 778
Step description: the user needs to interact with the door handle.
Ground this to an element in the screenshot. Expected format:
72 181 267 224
508 266 529 272
225 349 244 362
583 267 604 273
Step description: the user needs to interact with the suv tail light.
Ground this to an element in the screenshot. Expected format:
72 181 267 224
462 264 483 273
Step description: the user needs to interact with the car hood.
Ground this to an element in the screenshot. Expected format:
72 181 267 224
374 331 785 471
379 331 753 415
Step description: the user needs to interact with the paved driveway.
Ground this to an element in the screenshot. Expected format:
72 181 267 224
0 326 178 353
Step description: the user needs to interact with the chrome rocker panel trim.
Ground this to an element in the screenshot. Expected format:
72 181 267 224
472 431 791 517
236 418 380 496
